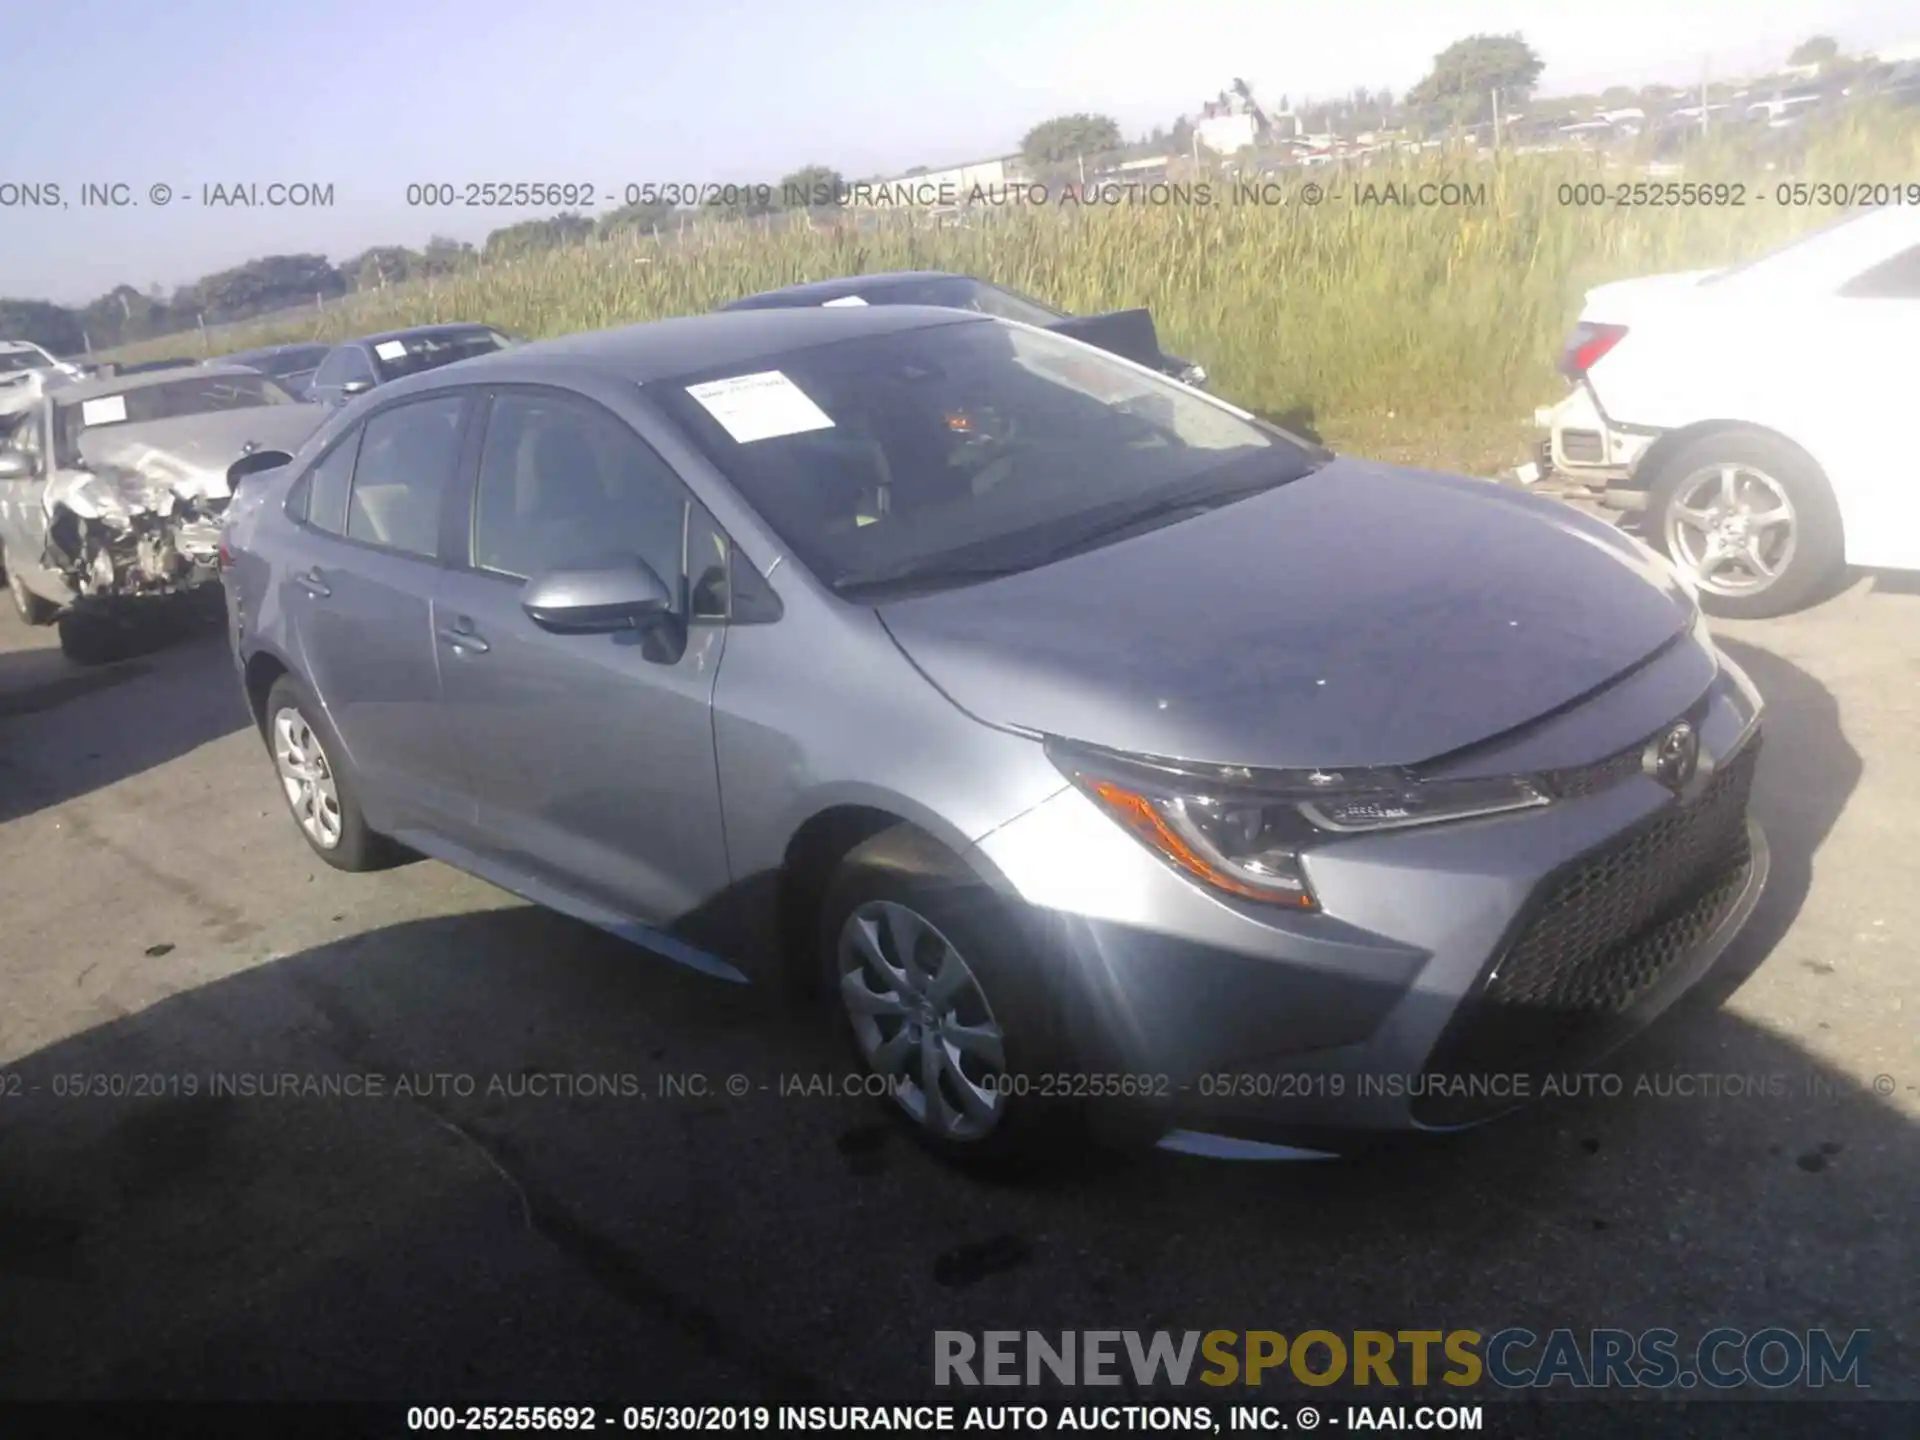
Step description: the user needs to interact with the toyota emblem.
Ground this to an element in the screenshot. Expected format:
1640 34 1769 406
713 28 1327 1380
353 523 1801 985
1645 721 1700 792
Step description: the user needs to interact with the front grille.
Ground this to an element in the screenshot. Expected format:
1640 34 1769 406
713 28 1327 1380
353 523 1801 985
1534 696 1712 802
1413 736 1760 1126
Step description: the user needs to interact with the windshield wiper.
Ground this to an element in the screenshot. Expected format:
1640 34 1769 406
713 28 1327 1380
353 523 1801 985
830 559 1037 597
830 458 1328 599
1036 464 1319 563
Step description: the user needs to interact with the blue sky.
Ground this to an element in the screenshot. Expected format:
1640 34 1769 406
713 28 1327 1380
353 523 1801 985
1 0 1913 302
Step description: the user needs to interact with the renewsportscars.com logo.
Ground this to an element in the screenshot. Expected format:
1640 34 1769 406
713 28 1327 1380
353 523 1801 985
933 1328 1871 1390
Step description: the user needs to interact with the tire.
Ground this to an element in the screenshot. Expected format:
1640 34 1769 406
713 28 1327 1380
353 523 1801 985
262 674 400 872
4 547 58 626
818 826 1088 1175
1646 429 1844 620
56 609 130 664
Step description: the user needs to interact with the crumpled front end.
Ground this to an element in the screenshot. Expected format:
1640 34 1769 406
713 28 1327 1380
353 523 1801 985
41 406 319 603
42 465 231 600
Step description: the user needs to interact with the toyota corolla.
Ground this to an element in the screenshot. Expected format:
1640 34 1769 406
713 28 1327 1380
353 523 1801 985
219 305 1768 1169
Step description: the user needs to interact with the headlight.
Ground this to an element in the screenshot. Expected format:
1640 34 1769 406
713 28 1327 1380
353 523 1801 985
1048 740 1550 912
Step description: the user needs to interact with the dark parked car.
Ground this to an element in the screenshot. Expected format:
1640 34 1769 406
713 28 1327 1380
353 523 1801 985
217 343 334 400
221 305 1766 1171
305 324 517 407
87 357 202 379
724 271 1209 387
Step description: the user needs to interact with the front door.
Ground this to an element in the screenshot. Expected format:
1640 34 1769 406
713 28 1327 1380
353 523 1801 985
433 386 732 926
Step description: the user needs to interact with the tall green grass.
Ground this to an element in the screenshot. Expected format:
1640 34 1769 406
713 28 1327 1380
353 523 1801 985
108 110 1920 466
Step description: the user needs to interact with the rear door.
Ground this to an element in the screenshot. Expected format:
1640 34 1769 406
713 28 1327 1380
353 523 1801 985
277 392 475 834
432 384 732 925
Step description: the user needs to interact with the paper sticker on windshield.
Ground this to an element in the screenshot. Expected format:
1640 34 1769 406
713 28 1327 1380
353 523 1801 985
822 295 867 307
373 340 409 361
685 370 834 444
80 395 128 426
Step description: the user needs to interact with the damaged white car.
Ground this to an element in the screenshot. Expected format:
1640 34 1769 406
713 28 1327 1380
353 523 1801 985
0 365 325 662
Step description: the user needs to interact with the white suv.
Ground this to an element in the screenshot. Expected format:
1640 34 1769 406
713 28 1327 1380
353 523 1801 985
1536 206 1920 617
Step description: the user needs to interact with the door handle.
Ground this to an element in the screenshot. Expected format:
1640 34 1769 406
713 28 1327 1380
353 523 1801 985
294 567 330 598
437 618 489 654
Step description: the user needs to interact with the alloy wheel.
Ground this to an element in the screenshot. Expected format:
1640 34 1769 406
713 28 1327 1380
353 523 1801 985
1665 463 1798 598
837 900 1009 1141
271 705 343 849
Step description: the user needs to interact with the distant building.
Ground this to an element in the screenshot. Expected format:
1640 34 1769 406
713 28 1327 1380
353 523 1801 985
1195 112 1260 154
854 155 1027 208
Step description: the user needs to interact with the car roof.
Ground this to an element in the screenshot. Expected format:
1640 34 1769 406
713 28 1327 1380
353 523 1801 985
354 323 506 346
225 342 328 360
375 305 986 395
725 271 972 308
50 363 270 403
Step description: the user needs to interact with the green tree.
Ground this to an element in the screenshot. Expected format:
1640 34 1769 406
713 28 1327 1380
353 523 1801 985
778 164 847 209
421 235 478 276
1019 113 1123 169
594 198 677 237
0 298 84 354
482 212 594 263
1788 35 1838 67
1406 33 1545 127
343 245 425 289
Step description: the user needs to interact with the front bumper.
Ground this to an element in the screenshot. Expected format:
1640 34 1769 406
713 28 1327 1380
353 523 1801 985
971 641 1766 1152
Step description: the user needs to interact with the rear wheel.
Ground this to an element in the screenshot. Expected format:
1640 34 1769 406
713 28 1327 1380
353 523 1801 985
819 827 1088 1174
4 547 58 626
264 674 400 872
1648 429 1844 619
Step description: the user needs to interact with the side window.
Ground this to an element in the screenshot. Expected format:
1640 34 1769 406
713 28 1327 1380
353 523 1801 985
345 396 465 558
339 347 377 383
472 391 687 588
11 409 43 460
311 347 355 391
302 432 360 534
1839 243 1920 299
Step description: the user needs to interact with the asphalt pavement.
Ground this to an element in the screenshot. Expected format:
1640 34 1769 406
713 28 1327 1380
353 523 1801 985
0 573 1913 1429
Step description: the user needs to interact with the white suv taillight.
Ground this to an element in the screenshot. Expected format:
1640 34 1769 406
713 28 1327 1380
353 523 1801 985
1558 322 1628 380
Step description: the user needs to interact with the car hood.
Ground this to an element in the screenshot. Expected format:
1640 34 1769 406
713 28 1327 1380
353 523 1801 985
874 459 1696 770
72 405 327 504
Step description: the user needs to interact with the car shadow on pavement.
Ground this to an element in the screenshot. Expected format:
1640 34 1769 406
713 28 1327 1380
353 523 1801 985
0 636 1903 1416
1684 636 1861 1009
0 612 245 826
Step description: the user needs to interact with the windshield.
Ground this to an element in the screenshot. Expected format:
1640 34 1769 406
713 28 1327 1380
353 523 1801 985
0 349 54 376
653 318 1316 592
371 329 509 380
231 346 330 377
54 372 295 463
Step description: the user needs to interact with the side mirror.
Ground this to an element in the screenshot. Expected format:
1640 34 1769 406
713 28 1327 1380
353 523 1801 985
339 378 375 398
521 554 675 633
0 450 38 480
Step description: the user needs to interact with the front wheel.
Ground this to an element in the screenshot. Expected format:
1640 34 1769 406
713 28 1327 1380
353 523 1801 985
819 827 1087 1174
5 547 58 626
1647 430 1844 619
